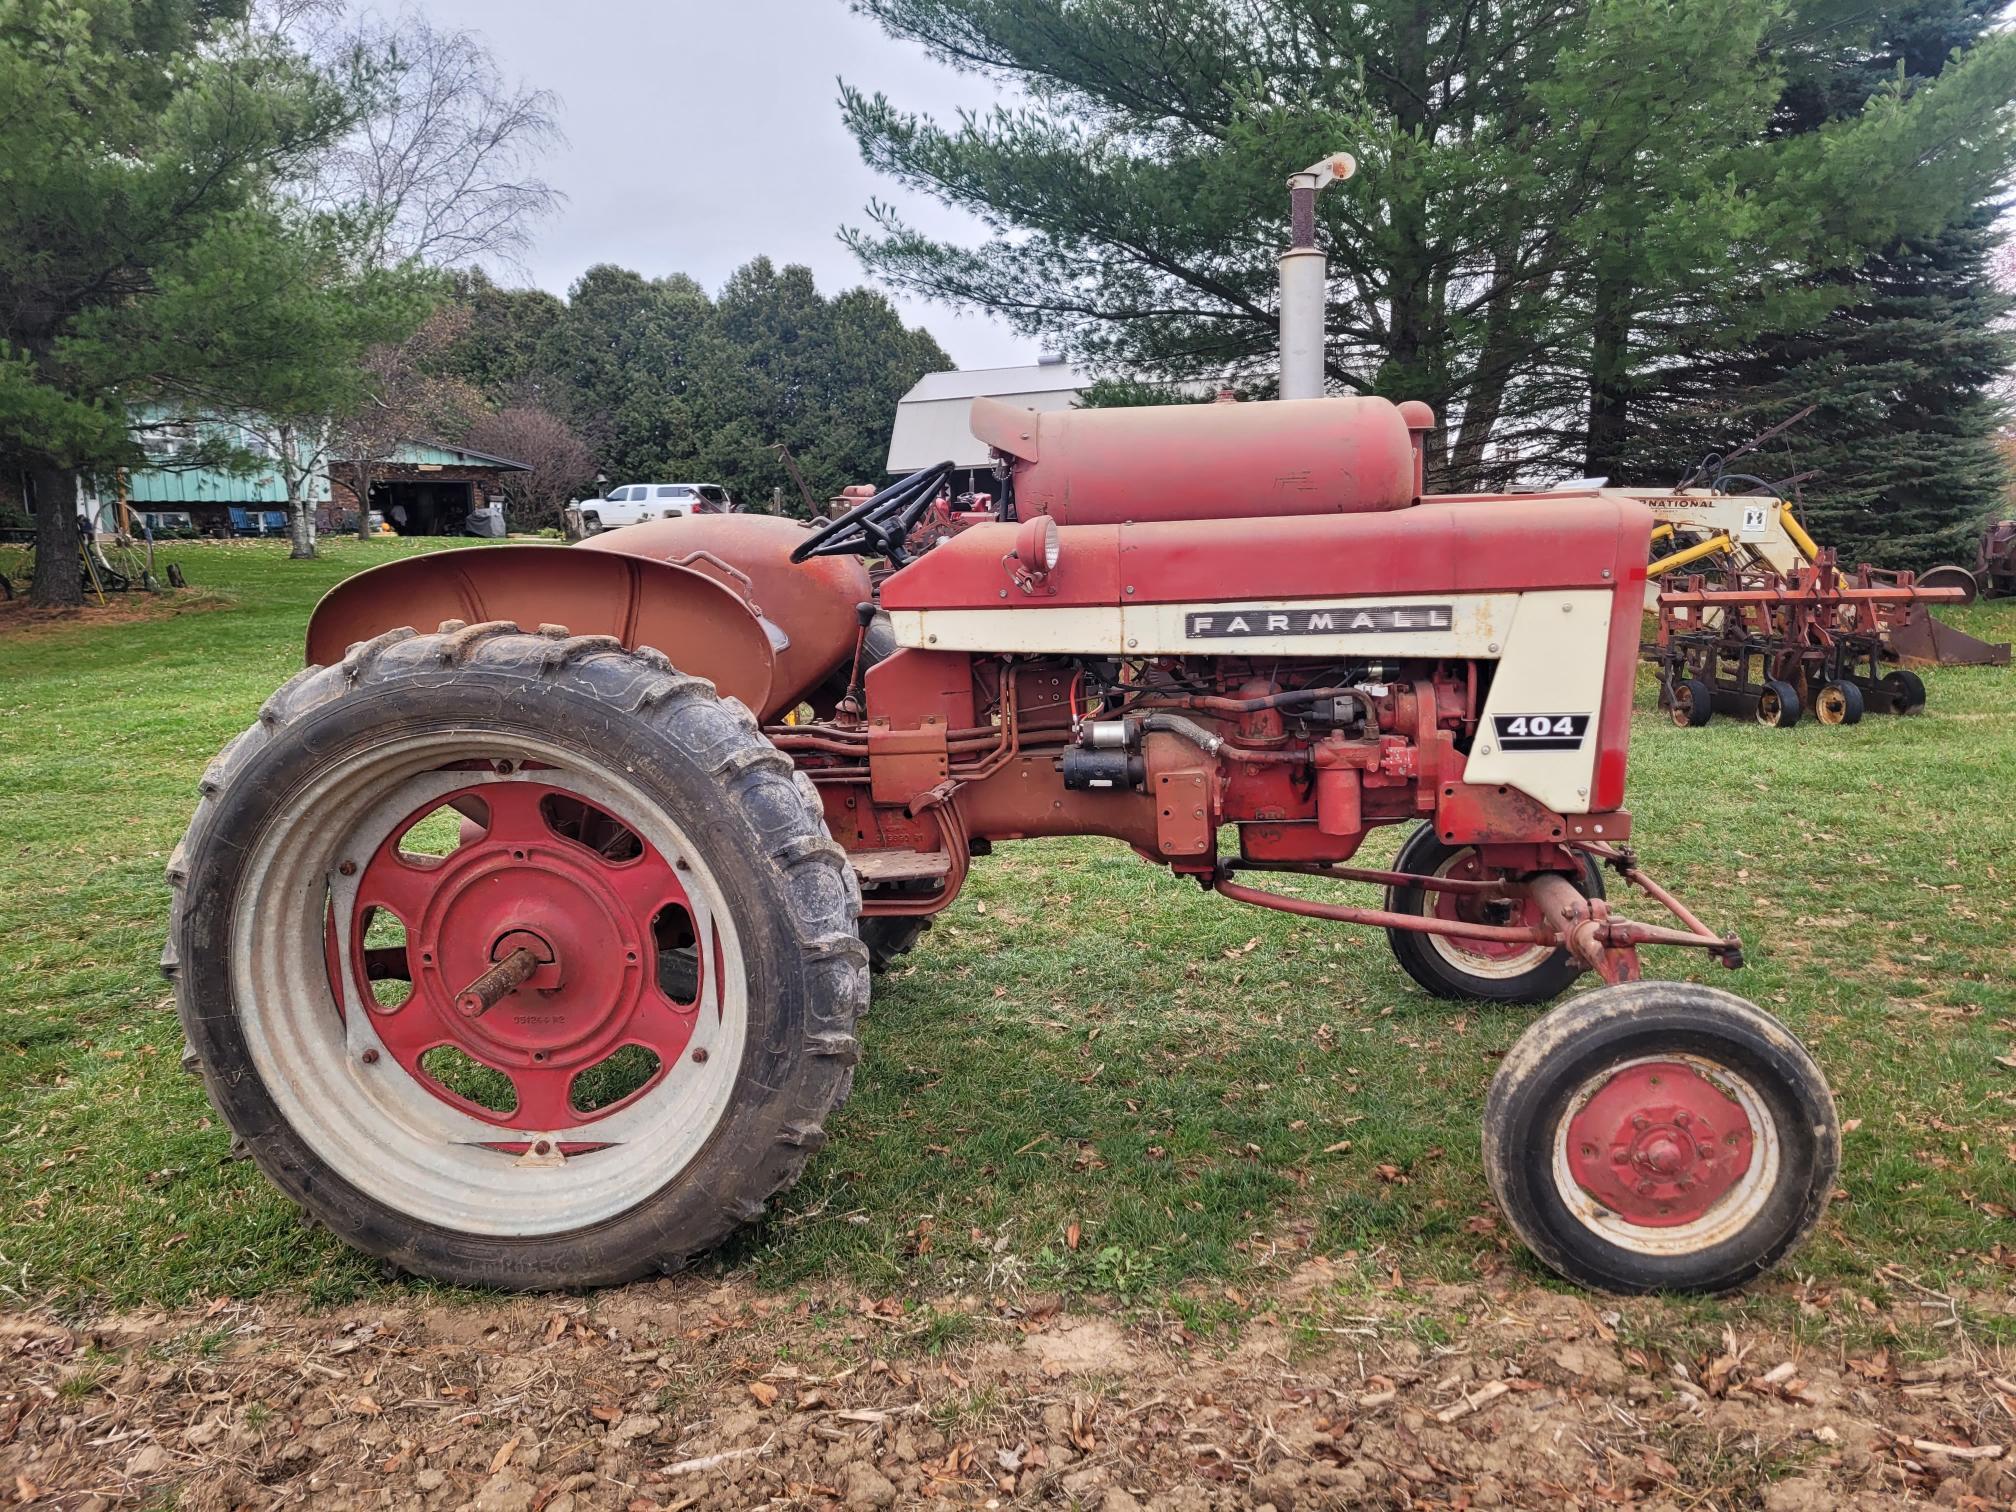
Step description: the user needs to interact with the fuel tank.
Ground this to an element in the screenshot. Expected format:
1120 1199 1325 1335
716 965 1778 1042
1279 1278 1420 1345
971 393 1426 526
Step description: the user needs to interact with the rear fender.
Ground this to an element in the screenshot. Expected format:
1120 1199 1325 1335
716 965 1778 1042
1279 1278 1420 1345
305 545 783 718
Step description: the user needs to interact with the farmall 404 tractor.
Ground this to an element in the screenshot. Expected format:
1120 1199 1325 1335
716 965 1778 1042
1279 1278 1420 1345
166 160 1839 1296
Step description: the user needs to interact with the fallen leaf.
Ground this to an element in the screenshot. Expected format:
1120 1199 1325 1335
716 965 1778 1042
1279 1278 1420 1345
488 1434 521 1476
1065 1221 1081 1251
747 1381 779 1408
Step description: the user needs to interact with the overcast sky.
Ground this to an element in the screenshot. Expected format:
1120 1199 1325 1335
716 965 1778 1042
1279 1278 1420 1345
410 0 1029 371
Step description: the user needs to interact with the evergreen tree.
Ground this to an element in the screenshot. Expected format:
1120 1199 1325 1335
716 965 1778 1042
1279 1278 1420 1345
1628 1 2015 565
840 0 2016 500
522 260 949 509
0 0 416 602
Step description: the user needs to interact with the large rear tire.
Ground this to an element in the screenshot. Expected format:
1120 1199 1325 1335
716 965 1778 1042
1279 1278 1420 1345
1483 982 1837 1293
165 622 870 1289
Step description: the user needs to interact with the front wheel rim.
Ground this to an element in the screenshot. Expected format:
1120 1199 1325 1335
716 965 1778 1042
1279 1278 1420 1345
1423 849 1554 978
1551 1055 1778 1256
230 731 749 1238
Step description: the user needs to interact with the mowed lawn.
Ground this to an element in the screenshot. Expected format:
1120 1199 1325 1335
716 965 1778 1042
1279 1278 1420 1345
2 538 2014 1319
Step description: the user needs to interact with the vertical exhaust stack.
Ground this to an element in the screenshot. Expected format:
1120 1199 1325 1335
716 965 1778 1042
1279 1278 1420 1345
1279 153 1356 401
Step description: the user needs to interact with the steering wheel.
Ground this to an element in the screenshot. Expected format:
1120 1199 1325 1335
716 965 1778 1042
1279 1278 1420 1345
790 460 953 566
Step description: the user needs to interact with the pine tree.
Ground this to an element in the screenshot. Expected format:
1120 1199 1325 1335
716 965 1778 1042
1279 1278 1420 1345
1626 0 2015 564
840 0 2016 502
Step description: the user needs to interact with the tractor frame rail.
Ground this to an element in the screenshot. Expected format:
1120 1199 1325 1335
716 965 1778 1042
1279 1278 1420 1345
1213 841 1741 986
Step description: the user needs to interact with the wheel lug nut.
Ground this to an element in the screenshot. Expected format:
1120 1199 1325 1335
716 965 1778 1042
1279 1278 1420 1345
1673 1110 1691 1127
1611 1149 1629 1164
1697 1142 1715 1159
1635 1180 1656 1196
1631 1115 1649 1132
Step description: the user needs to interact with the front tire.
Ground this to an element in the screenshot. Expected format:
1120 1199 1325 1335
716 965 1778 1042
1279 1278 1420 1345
165 623 870 1289
1385 826 1604 1005
1483 982 1837 1293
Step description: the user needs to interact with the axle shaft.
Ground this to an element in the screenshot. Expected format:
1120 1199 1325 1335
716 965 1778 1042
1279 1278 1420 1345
455 947 542 1019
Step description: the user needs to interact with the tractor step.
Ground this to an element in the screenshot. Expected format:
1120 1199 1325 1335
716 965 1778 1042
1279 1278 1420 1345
849 849 955 885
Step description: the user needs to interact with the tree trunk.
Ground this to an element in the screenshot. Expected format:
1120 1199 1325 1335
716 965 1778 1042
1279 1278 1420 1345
1585 235 1635 480
1447 244 1525 491
280 424 317 559
354 460 374 540
1373 0 1438 409
27 461 83 608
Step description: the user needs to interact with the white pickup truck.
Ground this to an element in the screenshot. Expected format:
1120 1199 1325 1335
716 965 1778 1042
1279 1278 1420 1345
577 483 734 532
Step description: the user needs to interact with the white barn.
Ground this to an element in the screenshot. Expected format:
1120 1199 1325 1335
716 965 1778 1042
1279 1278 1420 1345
886 358 1096 489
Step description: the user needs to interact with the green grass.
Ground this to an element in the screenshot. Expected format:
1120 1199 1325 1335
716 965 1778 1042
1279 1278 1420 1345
2 539 2014 1314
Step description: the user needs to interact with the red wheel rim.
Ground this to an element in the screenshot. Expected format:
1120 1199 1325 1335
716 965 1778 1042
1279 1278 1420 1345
336 780 701 1132
1563 1061 1755 1226
1428 851 1546 964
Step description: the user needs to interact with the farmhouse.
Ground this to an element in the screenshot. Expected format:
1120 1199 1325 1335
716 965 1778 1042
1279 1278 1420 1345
119 413 527 536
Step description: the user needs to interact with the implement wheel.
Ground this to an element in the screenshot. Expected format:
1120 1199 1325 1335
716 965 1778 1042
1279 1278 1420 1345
1385 826 1604 1005
1882 668 1927 714
166 624 869 1289
1668 677 1713 728
1814 680 1863 727
1755 679 1801 728
1483 983 1837 1293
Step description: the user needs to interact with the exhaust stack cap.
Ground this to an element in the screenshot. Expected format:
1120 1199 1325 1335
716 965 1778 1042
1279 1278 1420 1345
1281 151 1358 401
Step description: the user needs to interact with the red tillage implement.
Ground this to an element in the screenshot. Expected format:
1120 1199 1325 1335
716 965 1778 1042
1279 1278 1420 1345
1651 550 1997 727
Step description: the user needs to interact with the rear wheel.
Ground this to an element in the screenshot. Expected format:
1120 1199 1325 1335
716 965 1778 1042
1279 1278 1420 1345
1755 679 1801 728
1385 826 1604 1005
166 623 869 1289
1483 982 1837 1293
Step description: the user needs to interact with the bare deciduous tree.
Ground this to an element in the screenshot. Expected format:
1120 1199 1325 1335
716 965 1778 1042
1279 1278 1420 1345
313 14 565 272
337 307 485 539
460 407 596 534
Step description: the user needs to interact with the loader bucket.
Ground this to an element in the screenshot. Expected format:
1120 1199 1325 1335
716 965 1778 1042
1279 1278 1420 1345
305 544 784 716
1885 609 2011 669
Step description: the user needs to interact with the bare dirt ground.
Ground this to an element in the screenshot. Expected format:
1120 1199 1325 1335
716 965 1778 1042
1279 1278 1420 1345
6 1267 2016 1511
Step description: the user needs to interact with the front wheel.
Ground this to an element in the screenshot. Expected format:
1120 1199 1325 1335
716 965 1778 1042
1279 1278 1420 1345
166 623 870 1289
1385 826 1604 1005
1668 676 1714 728
1483 982 1838 1293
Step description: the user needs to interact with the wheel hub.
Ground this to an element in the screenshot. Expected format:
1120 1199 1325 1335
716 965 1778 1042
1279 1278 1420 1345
1430 850 1545 964
342 781 702 1130
1565 1061 1754 1226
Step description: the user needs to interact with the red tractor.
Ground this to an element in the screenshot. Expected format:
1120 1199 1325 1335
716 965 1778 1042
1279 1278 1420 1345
165 159 1837 1296
165 391 1839 1297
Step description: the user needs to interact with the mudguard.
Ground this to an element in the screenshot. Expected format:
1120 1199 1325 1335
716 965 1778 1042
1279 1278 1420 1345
305 545 785 717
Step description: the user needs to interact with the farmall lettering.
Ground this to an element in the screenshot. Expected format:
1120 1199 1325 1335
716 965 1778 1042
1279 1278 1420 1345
1187 603 1454 638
